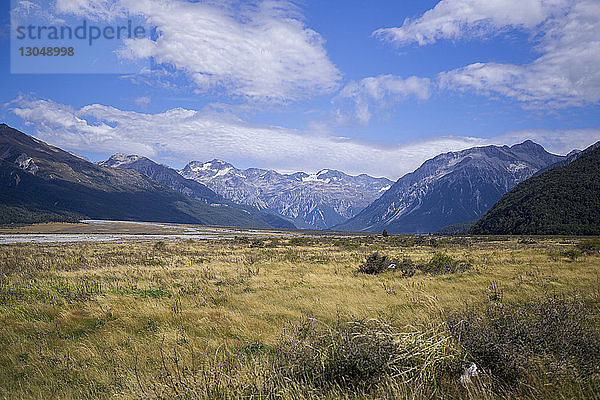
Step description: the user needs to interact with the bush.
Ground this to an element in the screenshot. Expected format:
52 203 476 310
276 318 460 388
448 295 600 386
419 252 471 275
357 252 396 275
578 238 600 255
153 241 167 251
334 238 360 249
562 248 581 261
288 237 314 246
398 258 417 278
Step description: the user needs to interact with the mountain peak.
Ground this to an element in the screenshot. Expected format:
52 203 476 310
472 144 600 235
335 142 565 234
510 140 544 152
0 123 25 137
208 159 234 168
101 153 144 168
185 159 235 174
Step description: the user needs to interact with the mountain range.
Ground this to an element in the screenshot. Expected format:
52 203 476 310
99 154 294 229
180 160 393 229
3 123 591 235
334 141 565 234
0 124 289 228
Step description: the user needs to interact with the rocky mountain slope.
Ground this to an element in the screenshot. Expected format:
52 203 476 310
471 142 600 235
99 154 295 229
100 154 222 203
180 160 393 229
334 141 565 234
0 124 286 228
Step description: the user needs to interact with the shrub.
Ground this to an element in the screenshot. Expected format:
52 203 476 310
398 258 417 278
276 318 460 388
334 238 360 249
577 238 600 255
357 252 396 275
562 248 581 261
288 237 313 246
448 295 600 386
419 252 471 275
153 241 167 251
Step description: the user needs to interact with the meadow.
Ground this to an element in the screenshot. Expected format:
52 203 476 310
0 234 598 399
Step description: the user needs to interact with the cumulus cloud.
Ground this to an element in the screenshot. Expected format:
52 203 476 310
335 75 432 125
54 0 341 101
374 0 600 109
9 96 600 180
373 0 568 46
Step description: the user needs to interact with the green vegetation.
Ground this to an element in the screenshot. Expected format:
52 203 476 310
357 252 397 274
0 235 598 399
420 252 471 274
471 145 600 235
357 251 470 276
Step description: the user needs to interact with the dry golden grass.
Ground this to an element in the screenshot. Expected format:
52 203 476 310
0 235 598 399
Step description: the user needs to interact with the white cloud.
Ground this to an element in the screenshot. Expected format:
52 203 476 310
9 96 600 180
55 0 128 21
54 0 341 102
373 0 568 46
374 0 600 108
491 128 600 155
335 75 432 124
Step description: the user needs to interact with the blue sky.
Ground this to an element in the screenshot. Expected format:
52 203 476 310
1 0 599 179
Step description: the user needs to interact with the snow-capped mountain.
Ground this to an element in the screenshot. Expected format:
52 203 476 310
99 154 295 229
100 153 222 203
334 140 566 234
180 160 393 229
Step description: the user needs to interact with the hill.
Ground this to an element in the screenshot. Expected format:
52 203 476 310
470 142 600 235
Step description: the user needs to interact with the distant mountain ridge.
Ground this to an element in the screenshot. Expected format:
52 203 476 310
99 154 295 229
0 124 288 228
334 141 565 234
471 142 600 235
180 160 393 229
99 153 225 204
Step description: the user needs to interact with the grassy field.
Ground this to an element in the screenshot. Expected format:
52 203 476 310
0 235 599 399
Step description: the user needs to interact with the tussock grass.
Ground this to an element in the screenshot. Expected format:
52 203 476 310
449 294 600 397
0 236 598 398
